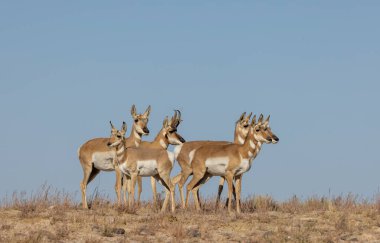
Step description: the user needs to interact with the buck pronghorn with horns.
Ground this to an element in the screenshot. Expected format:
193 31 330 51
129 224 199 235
133 110 185 205
108 116 185 212
77 105 151 209
185 114 278 213
216 114 279 208
172 112 252 208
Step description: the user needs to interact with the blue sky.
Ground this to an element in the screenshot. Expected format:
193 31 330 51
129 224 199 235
1 1 379 202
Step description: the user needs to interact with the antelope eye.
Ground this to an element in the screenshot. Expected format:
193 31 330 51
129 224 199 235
256 129 260 132
134 119 138 123
243 125 249 128
117 135 121 138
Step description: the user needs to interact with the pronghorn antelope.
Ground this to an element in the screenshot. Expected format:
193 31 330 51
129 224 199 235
172 112 252 208
77 105 151 209
136 110 185 204
185 114 278 213
216 114 279 207
108 119 185 213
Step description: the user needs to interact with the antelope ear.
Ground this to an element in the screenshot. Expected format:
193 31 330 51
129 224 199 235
131 104 137 118
251 115 257 126
121 121 127 135
143 105 151 117
163 116 169 128
258 114 264 125
110 121 117 133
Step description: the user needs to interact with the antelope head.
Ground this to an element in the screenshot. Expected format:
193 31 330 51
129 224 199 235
236 111 252 139
261 115 279 144
107 121 127 148
162 110 186 145
131 104 151 135
250 114 272 144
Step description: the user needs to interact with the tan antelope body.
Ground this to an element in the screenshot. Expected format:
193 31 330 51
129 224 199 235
172 112 252 208
217 115 279 208
185 115 278 213
135 111 185 204
109 116 185 212
78 105 151 209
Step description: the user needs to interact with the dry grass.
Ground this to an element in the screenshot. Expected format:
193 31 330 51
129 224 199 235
1 185 380 242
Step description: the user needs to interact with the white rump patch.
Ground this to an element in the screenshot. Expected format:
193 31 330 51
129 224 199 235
137 160 158 177
173 144 183 159
92 151 116 171
167 151 175 165
205 157 229 176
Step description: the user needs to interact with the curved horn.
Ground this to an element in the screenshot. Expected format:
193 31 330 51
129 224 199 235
247 112 252 119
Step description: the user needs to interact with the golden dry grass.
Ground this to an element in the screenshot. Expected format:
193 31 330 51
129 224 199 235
1 185 380 242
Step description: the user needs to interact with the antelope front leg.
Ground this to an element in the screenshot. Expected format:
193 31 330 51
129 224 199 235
80 165 92 209
114 167 122 206
129 173 138 208
225 171 234 213
122 174 130 205
235 174 242 214
137 176 142 205
178 168 192 208
157 172 175 213
150 176 157 205
216 177 225 209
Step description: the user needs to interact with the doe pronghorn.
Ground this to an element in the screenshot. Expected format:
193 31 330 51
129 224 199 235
216 115 279 208
108 115 185 212
77 105 151 209
185 115 278 213
134 110 185 204
172 112 252 208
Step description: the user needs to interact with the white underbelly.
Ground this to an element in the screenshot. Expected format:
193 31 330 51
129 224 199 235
137 160 158 176
92 151 115 171
205 157 229 176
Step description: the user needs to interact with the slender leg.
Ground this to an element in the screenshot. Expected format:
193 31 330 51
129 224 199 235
185 162 206 209
114 167 122 206
122 174 130 205
225 171 234 213
137 176 142 205
80 165 92 209
216 177 225 209
178 168 192 208
156 172 175 213
192 173 212 211
150 176 157 205
225 180 237 207
235 174 242 213
129 173 138 208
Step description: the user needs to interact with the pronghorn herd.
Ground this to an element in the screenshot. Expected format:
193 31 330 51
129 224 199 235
78 105 279 213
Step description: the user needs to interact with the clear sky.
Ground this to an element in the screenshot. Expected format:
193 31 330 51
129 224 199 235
1 1 379 202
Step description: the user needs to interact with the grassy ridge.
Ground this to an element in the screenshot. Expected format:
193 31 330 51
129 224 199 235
1 184 380 242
